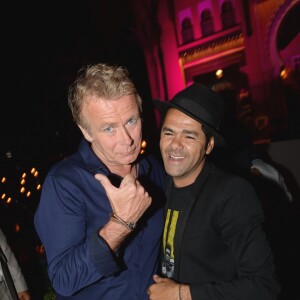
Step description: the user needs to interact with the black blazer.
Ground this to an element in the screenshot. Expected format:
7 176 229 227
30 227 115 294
164 162 280 299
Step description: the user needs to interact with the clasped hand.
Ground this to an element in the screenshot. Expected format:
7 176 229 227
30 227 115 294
148 275 179 299
95 173 151 222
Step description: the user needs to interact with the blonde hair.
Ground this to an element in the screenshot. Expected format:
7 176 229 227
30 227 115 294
68 63 142 129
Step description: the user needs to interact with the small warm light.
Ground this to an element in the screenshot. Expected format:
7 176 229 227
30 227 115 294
280 68 288 79
215 69 223 79
15 224 20 233
1 193 6 200
21 179 26 185
34 171 39 177
141 140 147 148
20 187 25 193
37 184 42 190
36 244 45 256
26 191 31 197
31 168 36 174
1 177 6 183
6 197 12 204
22 173 27 179
140 140 147 154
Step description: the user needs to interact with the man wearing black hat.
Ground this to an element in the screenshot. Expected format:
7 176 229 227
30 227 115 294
148 83 280 300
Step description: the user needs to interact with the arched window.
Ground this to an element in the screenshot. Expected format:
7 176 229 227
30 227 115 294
201 9 215 37
181 17 194 44
221 0 236 29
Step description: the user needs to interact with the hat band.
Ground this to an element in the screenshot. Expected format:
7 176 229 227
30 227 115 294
172 97 218 129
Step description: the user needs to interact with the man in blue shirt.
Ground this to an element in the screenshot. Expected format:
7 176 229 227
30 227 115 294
34 63 165 299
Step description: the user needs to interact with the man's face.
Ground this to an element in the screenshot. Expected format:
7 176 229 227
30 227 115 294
160 108 214 187
80 94 142 173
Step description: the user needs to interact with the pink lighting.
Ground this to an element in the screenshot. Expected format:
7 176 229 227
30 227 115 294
135 0 300 141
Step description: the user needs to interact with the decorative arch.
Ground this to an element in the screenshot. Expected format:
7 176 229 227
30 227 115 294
201 9 215 36
181 17 195 43
267 0 299 75
221 0 236 29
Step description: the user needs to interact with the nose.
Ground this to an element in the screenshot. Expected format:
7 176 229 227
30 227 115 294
170 135 183 150
120 126 134 145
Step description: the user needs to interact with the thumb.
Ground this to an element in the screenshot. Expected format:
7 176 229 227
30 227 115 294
95 173 114 192
120 173 136 188
153 274 163 283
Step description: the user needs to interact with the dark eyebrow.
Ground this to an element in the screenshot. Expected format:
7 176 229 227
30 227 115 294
161 126 174 133
162 126 199 137
161 127 174 133
182 129 199 136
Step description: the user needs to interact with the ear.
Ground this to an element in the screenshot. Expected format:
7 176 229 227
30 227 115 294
206 136 214 155
78 124 94 143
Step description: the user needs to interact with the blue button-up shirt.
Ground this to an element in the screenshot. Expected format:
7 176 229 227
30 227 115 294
34 138 165 299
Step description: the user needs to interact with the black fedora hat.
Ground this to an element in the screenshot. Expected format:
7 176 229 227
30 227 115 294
154 82 226 146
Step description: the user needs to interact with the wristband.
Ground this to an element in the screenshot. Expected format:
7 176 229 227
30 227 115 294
110 211 137 231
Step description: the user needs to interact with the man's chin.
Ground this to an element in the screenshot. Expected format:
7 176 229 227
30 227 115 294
122 153 139 164
164 165 183 177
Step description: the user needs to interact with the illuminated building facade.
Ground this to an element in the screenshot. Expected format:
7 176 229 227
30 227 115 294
134 0 300 141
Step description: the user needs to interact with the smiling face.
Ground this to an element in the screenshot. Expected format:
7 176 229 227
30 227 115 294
160 108 214 187
79 94 142 176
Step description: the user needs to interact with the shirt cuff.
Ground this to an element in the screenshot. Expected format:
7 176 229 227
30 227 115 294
89 233 121 277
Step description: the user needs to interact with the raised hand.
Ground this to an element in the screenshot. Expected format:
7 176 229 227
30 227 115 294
95 173 152 223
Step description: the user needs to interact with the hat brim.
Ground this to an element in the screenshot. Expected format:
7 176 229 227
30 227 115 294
153 99 226 147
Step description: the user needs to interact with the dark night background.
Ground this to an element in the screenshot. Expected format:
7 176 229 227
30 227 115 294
1 0 157 170
1 2 159 298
